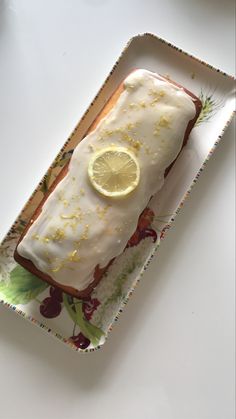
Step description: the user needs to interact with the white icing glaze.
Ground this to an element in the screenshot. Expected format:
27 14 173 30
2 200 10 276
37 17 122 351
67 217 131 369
17 69 196 291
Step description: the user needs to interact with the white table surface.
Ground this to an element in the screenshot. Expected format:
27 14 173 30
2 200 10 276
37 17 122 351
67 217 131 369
0 1 235 418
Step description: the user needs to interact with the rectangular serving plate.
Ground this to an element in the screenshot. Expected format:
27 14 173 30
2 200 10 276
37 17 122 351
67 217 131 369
0 33 235 352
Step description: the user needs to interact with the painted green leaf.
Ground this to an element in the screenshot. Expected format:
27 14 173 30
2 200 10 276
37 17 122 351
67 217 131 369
40 170 53 193
39 150 73 194
53 150 73 167
74 302 104 346
63 294 104 346
95 252 142 326
63 293 77 323
196 91 223 126
0 265 48 305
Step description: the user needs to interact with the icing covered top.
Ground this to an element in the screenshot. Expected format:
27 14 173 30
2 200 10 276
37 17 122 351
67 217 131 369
17 69 196 290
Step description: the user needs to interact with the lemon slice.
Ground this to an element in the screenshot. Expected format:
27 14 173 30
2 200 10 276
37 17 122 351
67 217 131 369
88 146 140 197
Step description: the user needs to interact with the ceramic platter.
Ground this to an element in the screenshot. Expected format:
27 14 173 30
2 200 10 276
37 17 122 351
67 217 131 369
0 33 235 352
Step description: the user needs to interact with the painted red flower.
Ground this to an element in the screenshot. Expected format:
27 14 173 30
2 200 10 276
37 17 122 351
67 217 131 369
126 207 157 248
49 286 63 302
39 297 62 318
82 297 100 321
137 208 155 231
70 333 90 349
139 228 157 243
